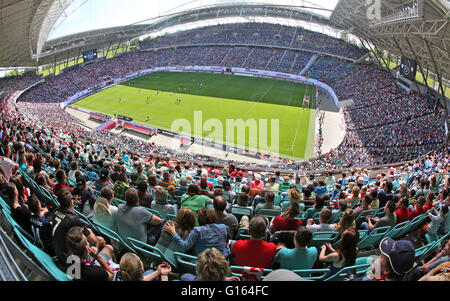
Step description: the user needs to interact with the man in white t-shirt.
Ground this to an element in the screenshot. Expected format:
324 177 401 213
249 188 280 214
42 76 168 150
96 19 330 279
1 146 18 182
306 208 336 233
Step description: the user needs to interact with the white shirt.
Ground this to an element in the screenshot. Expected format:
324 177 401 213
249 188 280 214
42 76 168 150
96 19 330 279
1 157 17 181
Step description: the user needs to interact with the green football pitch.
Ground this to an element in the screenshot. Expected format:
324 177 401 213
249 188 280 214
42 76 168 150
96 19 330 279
73 71 317 160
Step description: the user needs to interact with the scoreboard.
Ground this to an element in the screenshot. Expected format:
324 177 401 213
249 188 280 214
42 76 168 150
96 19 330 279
83 49 98 62
400 57 417 81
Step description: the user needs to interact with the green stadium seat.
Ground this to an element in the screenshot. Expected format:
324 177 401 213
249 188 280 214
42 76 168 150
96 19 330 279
292 268 330 280
384 220 410 240
127 237 170 267
230 205 252 222
357 226 392 250
174 252 197 274
255 208 281 221
94 222 135 253
309 232 340 249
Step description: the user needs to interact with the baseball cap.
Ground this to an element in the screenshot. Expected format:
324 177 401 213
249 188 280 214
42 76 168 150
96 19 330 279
379 237 415 275
76 175 86 187
262 269 307 281
100 168 110 180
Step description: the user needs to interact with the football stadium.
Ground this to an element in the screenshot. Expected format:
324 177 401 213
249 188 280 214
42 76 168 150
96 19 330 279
0 0 449 285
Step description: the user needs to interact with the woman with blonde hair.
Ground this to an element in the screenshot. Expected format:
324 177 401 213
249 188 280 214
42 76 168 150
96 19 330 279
114 252 171 281
181 248 240 281
335 209 356 235
346 186 361 209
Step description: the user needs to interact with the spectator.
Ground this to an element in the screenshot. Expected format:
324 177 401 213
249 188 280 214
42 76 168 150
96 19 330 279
425 205 448 241
1 146 19 181
5 183 32 234
151 187 176 219
163 207 230 257
52 188 101 262
65 226 116 281
159 171 176 188
409 196 426 220
94 168 113 192
361 200 397 232
115 188 163 245
275 226 317 272
93 186 117 230
353 238 415 281
53 169 72 195
214 196 238 237
271 202 302 233
255 191 281 214
353 195 372 215
335 209 356 235
137 180 153 208
406 240 450 281
306 208 336 233
72 175 96 219
113 253 171 281
181 248 239 281
222 180 236 203
180 184 211 225
28 194 54 256
394 198 410 224
231 215 277 269
319 227 359 279
113 172 130 201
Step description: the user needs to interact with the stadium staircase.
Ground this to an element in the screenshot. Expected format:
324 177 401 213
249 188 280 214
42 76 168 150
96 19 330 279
220 48 233 66
300 54 319 76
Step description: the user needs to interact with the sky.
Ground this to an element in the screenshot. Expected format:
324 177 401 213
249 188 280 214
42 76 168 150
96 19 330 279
48 0 340 40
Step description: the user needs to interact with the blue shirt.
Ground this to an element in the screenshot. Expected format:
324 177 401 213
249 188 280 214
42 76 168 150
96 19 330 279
171 223 230 257
276 247 318 274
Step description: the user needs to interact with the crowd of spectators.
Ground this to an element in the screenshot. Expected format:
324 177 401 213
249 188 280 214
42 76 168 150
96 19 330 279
139 23 367 60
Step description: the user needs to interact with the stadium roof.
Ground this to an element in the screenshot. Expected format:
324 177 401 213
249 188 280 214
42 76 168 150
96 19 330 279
0 0 448 81
0 0 72 66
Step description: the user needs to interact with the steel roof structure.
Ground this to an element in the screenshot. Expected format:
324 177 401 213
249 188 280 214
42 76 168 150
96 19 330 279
331 0 449 85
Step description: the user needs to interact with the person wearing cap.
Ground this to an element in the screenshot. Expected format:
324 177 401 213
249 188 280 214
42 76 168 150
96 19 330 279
94 168 113 192
281 187 304 212
353 237 415 281
250 173 264 190
72 174 96 219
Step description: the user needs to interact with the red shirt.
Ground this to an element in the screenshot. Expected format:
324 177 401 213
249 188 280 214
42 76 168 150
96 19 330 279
272 216 303 233
394 207 410 224
423 203 434 212
231 239 277 268
53 184 72 195
409 207 425 220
